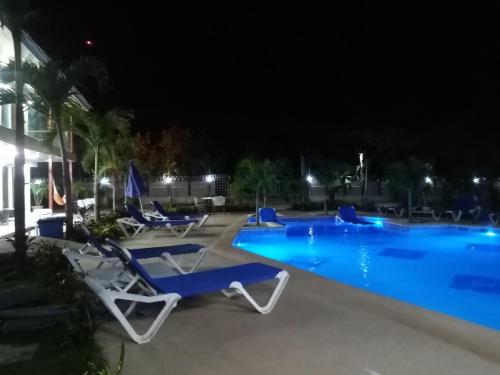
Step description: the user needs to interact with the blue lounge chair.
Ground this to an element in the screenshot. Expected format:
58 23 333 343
259 207 284 226
81 246 290 344
72 224 208 275
441 196 481 222
117 204 198 237
335 205 371 225
150 200 209 227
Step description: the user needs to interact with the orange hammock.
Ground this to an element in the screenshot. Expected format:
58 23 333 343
52 181 66 206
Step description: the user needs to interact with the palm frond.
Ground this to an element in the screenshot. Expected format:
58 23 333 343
0 87 17 105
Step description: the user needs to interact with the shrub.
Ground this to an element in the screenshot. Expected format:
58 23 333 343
87 213 124 240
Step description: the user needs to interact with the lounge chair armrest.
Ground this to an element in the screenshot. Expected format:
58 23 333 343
64 249 121 264
85 276 180 304
145 212 165 221
110 291 181 304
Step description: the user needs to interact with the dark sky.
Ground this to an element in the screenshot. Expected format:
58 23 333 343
25 1 500 165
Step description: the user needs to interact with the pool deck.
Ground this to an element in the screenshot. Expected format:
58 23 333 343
97 212 500 375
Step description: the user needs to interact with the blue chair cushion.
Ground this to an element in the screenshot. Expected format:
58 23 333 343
129 244 204 259
132 261 283 297
259 208 280 223
338 205 371 225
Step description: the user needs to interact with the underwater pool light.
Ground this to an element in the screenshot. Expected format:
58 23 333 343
486 230 496 237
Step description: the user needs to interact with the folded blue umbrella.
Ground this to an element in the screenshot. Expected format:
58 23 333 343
126 161 148 212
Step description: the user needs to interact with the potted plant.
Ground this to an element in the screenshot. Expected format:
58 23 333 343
31 178 48 209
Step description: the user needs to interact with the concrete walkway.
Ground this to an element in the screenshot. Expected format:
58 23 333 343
97 213 500 375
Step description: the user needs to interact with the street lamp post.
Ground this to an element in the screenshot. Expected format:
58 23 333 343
205 174 215 196
163 174 174 203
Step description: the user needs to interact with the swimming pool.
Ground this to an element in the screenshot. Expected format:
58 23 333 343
233 218 500 330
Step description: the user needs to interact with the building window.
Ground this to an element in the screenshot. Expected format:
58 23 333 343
1 104 11 129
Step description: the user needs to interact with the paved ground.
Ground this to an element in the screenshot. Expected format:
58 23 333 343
96 213 500 375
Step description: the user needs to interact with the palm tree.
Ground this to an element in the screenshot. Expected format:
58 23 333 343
2 58 108 234
0 0 33 258
260 159 279 208
385 157 432 218
232 157 278 226
71 109 132 221
100 127 133 211
310 158 353 215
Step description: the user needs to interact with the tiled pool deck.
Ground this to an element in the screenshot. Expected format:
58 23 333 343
95 212 500 375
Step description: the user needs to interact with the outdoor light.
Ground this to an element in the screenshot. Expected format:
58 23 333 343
473 177 480 185
424 176 433 185
84 39 94 47
162 175 174 184
306 174 314 184
205 174 215 183
99 177 110 186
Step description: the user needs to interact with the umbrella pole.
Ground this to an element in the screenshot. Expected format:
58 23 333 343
139 198 144 214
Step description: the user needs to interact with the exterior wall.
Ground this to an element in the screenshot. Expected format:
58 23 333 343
0 21 85 218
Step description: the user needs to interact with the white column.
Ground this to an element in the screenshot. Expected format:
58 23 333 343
0 166 3 209
24 164 31 220
7 166 13 209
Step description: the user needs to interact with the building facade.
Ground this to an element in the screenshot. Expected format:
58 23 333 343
0 24 87 229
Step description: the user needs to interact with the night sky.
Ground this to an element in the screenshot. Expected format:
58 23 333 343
25 1 500 170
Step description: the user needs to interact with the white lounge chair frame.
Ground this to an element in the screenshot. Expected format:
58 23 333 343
116 217 196 238
489 212 499 226
83 268 289 344
410 209 441 221
442 206 481 222
107 240 209 275
72 240 209 275
147 212 209 228
64 248 142 292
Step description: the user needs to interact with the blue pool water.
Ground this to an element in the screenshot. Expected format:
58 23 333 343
233 218 500 330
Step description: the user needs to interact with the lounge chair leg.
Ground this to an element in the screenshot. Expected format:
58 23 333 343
198 214 209 227
224 270 290 314
161 249 208 274
489 213 498 226
188 249 208 273
167 222 195 238
453 211 462 222
108 294 180 344
117 220 131 237
85 276 182 344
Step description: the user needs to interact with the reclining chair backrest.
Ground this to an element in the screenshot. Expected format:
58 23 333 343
259 208 279 223
339 205 358 222
127 204 149 225
79 223 121 259
152 201 169 217
105 239 162 291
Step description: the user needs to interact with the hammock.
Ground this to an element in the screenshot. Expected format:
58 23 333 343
53 181 66 206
